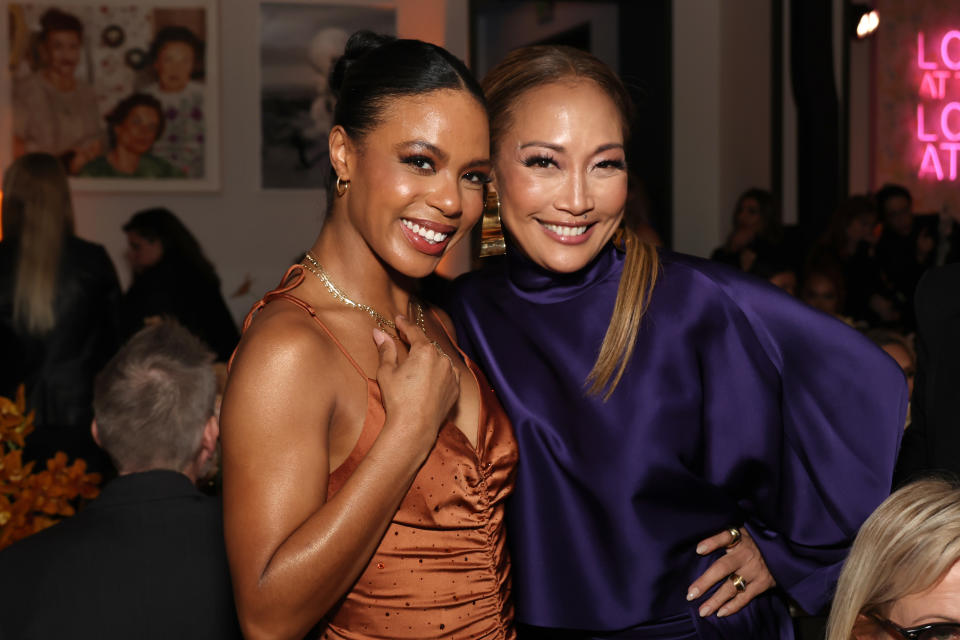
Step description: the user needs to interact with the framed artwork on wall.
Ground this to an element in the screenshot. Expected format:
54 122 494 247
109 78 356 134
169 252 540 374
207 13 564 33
2 0 220 191
259 0 395 190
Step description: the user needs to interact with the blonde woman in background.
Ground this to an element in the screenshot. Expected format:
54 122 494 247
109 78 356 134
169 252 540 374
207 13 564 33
826 478 960 640
0 152 120 472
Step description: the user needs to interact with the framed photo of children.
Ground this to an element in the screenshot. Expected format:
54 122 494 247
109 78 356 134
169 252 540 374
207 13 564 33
259 0 395 190
3 0 220 191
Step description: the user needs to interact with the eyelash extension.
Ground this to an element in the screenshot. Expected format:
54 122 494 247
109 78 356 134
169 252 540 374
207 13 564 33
596 159 626 170
523 155 558 169
401 155 435 172
464 172 493 185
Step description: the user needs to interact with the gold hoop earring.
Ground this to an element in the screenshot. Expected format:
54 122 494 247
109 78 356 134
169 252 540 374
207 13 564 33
479 188 506 258
335 176 350 197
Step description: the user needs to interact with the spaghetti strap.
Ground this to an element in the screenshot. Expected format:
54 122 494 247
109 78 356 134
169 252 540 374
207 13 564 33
230 264 369 381
429 307 470 363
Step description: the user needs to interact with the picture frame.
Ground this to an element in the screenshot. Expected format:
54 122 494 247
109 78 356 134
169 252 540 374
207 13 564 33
2 0 220 192
258 0 396 191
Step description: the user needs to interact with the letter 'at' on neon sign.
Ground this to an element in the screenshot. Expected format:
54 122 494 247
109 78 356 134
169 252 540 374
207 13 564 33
944 142 960 180
919 143 960 181
920 144 944 180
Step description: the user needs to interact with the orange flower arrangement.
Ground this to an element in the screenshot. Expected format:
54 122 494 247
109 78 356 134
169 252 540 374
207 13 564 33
0 385 101 550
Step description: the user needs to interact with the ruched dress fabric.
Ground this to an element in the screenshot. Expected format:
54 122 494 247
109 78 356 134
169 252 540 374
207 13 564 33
240 267 518 640
447 244 907 639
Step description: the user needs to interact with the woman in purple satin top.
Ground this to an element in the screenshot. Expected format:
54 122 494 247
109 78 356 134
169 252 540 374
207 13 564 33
447 46 907 639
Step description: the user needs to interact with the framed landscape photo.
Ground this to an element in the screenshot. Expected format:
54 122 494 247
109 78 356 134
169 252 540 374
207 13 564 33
3 0 220 191
259 0 395 190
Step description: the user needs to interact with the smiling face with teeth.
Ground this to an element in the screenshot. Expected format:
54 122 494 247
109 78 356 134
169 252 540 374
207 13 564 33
328 89 490 278
493 80 628 274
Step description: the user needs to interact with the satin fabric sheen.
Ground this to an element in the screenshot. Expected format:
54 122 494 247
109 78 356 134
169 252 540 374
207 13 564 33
241 269 518 640
447 244 906 638
321 366 518 640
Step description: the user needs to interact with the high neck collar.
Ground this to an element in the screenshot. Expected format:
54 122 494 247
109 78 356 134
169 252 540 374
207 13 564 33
505 241 623 303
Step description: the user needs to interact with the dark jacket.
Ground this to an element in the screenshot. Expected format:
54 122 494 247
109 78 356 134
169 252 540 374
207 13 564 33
120 260 239 362
0 237 120 472
0 470 242 639
895 263 960 485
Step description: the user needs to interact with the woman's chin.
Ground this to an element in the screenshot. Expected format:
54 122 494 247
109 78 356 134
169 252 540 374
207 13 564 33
531 253 591 274
382 245 444 280
525 239 608 274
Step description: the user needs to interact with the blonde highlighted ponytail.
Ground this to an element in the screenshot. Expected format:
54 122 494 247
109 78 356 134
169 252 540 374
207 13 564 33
585 227 659 400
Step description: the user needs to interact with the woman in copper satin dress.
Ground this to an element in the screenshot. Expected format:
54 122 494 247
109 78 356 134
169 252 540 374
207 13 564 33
220 32 516 639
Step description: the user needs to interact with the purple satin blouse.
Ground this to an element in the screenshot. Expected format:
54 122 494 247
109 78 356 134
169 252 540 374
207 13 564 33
447 243 906 638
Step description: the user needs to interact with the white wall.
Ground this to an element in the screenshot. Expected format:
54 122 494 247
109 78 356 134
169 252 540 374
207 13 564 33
5 0 798 319
14 0 469 325
720 0 772 238
672 0 772 257
672 1 722 257
473 1 619 77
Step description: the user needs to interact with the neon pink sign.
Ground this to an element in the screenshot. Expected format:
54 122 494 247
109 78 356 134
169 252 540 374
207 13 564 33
916 31 960 180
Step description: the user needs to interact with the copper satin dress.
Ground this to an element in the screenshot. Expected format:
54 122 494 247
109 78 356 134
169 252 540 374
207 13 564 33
240 267 518 640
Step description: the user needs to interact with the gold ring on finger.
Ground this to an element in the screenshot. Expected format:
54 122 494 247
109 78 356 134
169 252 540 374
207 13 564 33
725 527 742 549
729 573 747 593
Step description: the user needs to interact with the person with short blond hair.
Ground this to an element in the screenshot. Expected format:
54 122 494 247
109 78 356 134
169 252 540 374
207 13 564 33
0 321 241 639
91 320 218 476
826 478 960 640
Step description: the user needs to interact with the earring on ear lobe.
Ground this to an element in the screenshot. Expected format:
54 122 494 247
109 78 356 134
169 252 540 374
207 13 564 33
479 188 506 258
335 176 350 197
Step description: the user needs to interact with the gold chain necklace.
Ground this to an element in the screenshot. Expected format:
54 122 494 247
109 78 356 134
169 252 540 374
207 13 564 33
300 252 444 356
302 251 397 332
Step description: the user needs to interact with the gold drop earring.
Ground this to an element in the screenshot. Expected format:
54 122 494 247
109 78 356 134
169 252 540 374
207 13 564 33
479 187 506 257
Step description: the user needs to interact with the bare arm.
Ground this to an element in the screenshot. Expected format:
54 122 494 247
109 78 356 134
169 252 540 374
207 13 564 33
221 313 459 640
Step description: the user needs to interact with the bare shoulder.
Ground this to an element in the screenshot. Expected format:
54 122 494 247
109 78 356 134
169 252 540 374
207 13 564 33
232 299 342 376
223 299 342 437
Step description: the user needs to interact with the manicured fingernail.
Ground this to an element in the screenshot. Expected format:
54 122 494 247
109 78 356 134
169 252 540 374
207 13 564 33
686 587 700 601
717 607 728 618
696 545 707 554
699 605 712 617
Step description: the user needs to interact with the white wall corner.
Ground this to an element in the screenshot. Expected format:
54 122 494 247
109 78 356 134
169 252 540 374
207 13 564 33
672 0 723 257
719 0 772 238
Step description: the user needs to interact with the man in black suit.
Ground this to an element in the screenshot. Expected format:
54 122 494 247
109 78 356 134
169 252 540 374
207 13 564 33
0 322 241 639
895 263 960 486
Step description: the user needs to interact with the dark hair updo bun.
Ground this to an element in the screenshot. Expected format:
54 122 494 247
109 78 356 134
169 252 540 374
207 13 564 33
327 30 485 143
328 30 394 97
